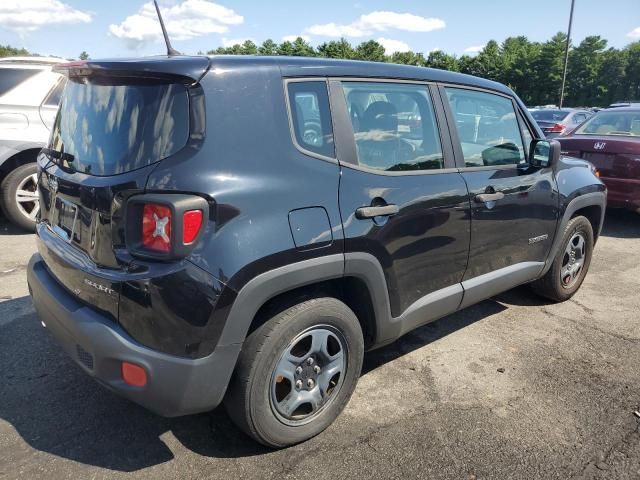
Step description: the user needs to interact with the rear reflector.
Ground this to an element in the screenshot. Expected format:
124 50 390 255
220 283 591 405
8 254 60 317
122 362 147 387
142 203 172 253
183 209 203 244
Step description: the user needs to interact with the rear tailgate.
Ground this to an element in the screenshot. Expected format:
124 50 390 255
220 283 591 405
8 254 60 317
36 56 209 317
559 136 640 179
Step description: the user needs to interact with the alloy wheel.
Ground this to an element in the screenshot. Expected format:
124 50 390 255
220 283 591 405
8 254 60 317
15 173 40 221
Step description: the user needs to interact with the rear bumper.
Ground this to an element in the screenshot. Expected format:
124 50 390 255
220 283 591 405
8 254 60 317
27 253 241 417
601 176 640 212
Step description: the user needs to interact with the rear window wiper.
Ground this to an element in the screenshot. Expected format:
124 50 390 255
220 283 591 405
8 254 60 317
41 147 75 163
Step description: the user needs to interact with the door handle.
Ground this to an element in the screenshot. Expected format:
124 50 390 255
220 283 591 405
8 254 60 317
474 192 505 203
355 204 399 219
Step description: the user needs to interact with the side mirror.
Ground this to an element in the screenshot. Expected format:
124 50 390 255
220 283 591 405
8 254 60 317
529 139 560 168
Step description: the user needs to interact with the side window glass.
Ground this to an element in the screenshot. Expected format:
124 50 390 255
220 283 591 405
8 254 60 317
287 81 334 158
340 82 444 171
42 78 66 107
445 88 526 167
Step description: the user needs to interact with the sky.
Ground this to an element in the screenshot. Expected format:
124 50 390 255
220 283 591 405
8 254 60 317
0 0 639 60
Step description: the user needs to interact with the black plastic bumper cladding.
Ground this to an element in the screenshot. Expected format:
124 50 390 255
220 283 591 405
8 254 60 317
27 254 240 417
125 193 209 261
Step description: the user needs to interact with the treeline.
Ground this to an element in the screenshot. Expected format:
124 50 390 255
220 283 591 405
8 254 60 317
2 33 637 108
0 44 29 57
209 33 640 107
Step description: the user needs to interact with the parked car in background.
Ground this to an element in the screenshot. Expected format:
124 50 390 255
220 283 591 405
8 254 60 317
530 108 593 139
608 100 640 108
558 107 640 213
0 56 66 230
28 55 605 448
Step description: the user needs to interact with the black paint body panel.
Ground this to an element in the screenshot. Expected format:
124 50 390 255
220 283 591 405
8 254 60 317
33 55 605 365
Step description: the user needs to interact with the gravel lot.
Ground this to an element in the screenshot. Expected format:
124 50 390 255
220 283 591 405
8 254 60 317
1 210 639 480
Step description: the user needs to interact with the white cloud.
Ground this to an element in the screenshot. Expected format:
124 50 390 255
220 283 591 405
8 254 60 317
377 37 410 54
627 27 640 39
464 44 485 54
0 0 92 33
305 11 445 38
282 35 311 42
110 0 243 49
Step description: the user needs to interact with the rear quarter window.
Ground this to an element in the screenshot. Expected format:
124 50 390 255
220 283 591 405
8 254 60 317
0 68 40 96
286 81 335 159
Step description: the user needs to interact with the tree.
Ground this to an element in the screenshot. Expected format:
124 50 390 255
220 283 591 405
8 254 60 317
499 37 541 103
290 37 315 57
623 42 640 101
276 40 295 56
355 40 386 62
460 40 503 81
566 36 607 105
202 33 635 107
79 51 89 60
532 32 568 105
597 48 627 105
240 40 258 55
317 38 355 59
389 51 425 66
258 39 277 56
0 44 29 57
425 50 459 72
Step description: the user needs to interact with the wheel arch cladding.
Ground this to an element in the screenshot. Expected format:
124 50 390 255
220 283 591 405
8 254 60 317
541 191 606 277
217 253 390 350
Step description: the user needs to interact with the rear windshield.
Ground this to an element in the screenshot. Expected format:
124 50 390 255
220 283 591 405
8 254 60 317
0 68 40 96
49 79 189 176
575 111 640 136
530 110 571 122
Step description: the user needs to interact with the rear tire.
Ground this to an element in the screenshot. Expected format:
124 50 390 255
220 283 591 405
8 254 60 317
531 215 594 302
0 163 39 232
224 297 364 448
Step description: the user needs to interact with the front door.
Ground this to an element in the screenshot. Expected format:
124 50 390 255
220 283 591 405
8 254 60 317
439 86 558 306
330 79 471 332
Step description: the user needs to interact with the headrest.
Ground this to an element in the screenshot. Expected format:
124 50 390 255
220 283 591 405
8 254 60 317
361 101 398 133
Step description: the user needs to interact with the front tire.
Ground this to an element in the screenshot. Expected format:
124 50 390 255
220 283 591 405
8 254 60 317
0 163 39 232
224 297 364 448
531 215 594 302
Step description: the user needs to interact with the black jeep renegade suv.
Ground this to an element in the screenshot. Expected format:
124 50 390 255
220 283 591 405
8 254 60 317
27 55 606 448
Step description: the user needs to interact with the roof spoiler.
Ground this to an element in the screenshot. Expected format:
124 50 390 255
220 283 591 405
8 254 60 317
53 56 210 85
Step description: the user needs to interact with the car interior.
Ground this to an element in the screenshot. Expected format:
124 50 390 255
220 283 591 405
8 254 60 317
343 84 444 171
446 89 527 167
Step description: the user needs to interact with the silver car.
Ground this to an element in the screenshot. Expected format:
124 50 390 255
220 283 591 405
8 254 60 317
529 108 593 139
0 56 66 230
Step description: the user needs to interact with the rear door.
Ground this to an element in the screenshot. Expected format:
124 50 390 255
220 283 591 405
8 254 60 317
330 79 470 324
439 85 558 306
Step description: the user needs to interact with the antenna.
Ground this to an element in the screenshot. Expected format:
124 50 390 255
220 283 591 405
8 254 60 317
153 0 181 56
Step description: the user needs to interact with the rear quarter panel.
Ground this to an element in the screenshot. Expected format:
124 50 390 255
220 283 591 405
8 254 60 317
144 60 344 293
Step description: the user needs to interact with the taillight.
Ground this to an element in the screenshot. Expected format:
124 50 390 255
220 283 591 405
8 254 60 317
183 209 203 244
547 123 566 133
126 194 209 260
142 204 172 253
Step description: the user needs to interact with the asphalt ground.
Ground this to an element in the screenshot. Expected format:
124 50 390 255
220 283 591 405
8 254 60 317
1 209 639 479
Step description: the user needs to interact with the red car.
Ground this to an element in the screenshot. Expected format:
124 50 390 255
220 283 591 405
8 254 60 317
558 107 640 213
